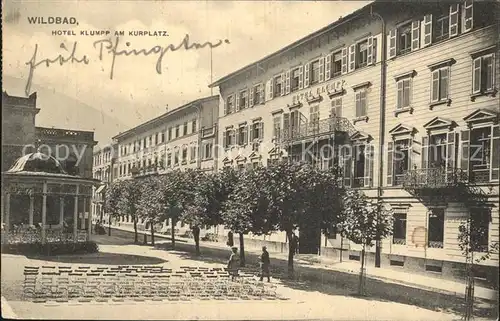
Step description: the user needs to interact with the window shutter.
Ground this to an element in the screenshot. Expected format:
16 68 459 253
259 122 264 140
249 125 254 142
280 73 285 96
364 145 374 187
411 20 420 51
367 36 374 65
249 87 254 107
449 4 460 37
245 126 249 144
355 91 361 117
387 141 394 186
304 63 310 88
421 136 429 169
298 66 304 89
460 130 470 177
325 53 332 81
388 29 397 59
360 91 367 117
348 44 356 72
285 70 291 94
397 80 403 109
473 57 481 94
235 93 240 111
245 90 249 108
491 125 500 181
260 84 265 104
431 70 439 102
319 57 325 82
445 132 457 181
463 0 473 33
235 128 240 146
341 148 352 187
341 48 348 75
266 79 273 101
423 14 432 47
440 68 449 99
223 131 227 148
283 113 290 138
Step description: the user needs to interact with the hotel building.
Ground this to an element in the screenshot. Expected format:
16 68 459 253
209 0 499 284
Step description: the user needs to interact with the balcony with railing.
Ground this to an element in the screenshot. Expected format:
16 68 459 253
281 117 356 144
131 162 165 178
402 167 468 189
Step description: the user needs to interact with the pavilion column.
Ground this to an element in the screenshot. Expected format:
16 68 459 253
29 194 34 226
4 193 11 235
73 185 79 242
81 197 87 230
41 182 47 244
59 196 64 226
87 197 92 241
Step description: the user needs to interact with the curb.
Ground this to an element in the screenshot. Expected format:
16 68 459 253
1 296 17 319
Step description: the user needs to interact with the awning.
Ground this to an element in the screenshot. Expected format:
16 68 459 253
95 185 106 194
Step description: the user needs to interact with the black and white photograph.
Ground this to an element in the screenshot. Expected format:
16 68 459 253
1 0 499 320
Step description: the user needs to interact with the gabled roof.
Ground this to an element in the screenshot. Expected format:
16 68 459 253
350 130 372 142
423 117 456 131
463 108 499 124
389 123 416 136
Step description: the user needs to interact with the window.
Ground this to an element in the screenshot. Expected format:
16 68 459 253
470 208 490 252
239 90 248 110
309 105 320 131
431 67 449 103
273 116 281 139
175 125 180 138
473 54 495 94
393 212 407 245
252 84 263 105
183 122 188 136
469 127 492 182
192 119 197 133
355 90 367 117
398 23 412 55
238 125 248 146
331 51 342 78
204 143 213 159
237 164 245 172
142 138 146 149
226 95 234 115
428 208 445 248
190 146 196 161
310 59 320 84
291 68 300 92
224 129 235 148
356 40 368 68
393 139 411 186
182 147 188 163
396 78 411 109
252 162 259 169
331 98 342 117
353 145 366 188
174 150 179 165
168 127 172 141
434 14 449 42
166 153 172 167
149 136 152 146
273 76 283 98
251 122 263 141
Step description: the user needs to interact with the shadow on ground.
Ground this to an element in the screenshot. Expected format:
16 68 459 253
154 242 498 320
25 252 168 265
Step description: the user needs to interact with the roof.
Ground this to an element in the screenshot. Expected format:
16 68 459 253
7 152 68 175
209 1 375 88
112 95 219 141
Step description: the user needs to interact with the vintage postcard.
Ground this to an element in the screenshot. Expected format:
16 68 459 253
1 0 499 320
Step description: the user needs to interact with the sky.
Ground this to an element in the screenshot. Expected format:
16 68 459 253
2 0 371 146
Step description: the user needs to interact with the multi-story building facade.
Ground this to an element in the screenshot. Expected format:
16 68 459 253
210 0 499 284
91 143 118 224
96 95 219 230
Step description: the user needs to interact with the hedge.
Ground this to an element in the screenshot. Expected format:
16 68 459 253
1 241 99 256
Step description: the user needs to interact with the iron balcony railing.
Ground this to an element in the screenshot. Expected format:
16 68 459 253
280 117 356 143
402 167 468 189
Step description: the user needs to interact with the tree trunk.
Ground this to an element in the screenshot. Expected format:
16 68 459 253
193 227 201 256
239 233 245 267
133 215 138 244
171 218 176 249
359 245 366 295
108 216 111 236
150 222 155 246
287 230 295 279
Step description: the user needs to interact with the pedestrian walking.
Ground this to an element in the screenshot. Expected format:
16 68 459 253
226 230 234 247
259 246 271 282
290 232 300 254
227 246 240 280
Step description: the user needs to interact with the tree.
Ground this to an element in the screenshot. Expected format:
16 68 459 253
117 179 143 243
137 176 164 246
104 181 123 236
337 189 394 295
457 209 496 321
